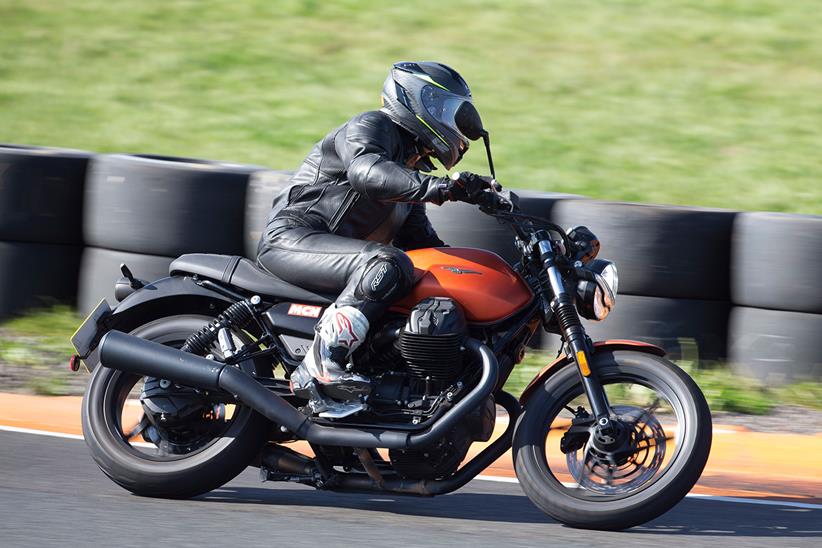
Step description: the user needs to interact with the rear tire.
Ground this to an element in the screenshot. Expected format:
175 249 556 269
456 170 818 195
513 350 711 530
82 315 270 498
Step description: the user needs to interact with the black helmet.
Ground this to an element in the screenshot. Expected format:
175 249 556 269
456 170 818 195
381 61 484 170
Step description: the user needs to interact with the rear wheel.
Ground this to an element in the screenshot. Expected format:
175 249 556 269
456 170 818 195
82 314 271 498
513 350 711 530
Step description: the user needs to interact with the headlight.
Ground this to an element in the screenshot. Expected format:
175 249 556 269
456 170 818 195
575 259 618 321
598 260 619 296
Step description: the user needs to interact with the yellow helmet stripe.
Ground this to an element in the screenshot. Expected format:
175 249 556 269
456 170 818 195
413 73 449 91
415 114 449 146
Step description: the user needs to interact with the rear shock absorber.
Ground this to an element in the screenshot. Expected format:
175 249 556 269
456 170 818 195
181 296 261 356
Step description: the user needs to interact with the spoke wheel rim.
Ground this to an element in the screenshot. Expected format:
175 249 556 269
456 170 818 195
99 316 257 463
566 404 669 495
539 371 687 502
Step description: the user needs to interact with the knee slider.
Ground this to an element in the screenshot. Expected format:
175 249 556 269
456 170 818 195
355 251 413 303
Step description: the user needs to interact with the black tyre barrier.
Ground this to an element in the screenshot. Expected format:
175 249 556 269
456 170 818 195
426 191 581 265
551 200 737 301
77 247 174 315
84 154 264 258
0 144 91 245
731 212 822 314
243 170 294 259
0 241 82 318
729 306 822 383
536 295 730 364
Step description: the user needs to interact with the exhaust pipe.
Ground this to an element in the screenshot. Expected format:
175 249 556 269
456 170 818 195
99 330 311 436
261 445 317 477
257 390 520 496
98 330 498 450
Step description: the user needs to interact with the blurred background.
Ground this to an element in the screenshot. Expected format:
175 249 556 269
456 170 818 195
2 0 821 212
0 0 820 422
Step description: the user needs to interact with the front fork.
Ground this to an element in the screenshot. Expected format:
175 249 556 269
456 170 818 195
542 252 613 427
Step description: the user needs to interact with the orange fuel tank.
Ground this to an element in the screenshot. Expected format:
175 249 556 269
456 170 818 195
393 247 533 324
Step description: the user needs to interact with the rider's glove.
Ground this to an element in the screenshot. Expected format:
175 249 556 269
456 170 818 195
476 191 513 211
441 172 500 204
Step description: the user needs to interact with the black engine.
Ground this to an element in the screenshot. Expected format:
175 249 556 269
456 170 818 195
365 297 468 407
361 297 495 480
399 297 468 384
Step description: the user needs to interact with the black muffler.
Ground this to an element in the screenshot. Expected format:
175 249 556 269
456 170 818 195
99 330 311 436
98 330 498 450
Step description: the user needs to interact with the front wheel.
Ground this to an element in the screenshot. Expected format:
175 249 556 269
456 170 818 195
513 350 712 530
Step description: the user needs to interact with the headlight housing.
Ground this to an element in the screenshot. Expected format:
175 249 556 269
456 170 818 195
575 259 618 321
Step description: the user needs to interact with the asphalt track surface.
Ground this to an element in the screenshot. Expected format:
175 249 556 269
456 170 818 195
1 430 819 547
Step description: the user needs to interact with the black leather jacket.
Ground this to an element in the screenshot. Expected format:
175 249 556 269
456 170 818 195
267 110 448 250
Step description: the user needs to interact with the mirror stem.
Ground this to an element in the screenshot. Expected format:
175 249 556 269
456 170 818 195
481 130 496 182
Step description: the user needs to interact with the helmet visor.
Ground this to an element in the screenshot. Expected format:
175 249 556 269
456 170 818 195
420 85 476 143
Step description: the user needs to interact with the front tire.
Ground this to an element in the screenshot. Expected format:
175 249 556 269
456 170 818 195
513 350 711 530
82 315 271 499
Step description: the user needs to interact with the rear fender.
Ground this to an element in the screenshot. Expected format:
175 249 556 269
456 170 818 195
81 276 236 369
519 340 666 405
113 275 234 319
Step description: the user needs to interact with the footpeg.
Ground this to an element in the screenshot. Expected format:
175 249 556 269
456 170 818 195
317 375 372 402
318 401 365 419
291 366 370 417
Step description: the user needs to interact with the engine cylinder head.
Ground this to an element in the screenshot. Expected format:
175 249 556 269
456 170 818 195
399 297 467 383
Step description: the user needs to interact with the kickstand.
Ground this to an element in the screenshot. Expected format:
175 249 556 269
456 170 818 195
355 448 385 489
309 443 335 485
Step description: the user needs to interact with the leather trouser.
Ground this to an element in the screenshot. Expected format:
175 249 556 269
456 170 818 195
257 217 414 322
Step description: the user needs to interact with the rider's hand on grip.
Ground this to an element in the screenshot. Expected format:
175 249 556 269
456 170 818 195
445 171 500 204
477 190 514 212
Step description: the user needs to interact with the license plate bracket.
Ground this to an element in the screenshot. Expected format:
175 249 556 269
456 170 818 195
71 299 112 370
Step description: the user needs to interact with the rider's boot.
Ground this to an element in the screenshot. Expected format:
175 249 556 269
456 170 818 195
290 304 371 417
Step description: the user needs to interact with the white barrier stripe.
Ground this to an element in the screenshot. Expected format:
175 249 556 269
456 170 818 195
684 493 822 510
476 475 822 509
3 425 819 509
0 425 84 440
475 474 519 484
0 424 154 448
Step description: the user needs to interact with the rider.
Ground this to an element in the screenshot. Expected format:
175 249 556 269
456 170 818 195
257 61 502 412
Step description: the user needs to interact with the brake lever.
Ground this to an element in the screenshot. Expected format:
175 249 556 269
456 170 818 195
496 188 515 212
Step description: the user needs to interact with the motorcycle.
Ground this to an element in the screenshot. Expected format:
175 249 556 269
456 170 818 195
71 180 711 531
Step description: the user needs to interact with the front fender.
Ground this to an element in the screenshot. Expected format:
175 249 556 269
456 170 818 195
519 340 666 405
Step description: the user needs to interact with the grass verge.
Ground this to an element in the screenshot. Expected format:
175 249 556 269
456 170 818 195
503 349 821 415
0 1 820 213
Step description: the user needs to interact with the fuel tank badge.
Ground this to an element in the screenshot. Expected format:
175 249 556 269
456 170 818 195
440 266 482 275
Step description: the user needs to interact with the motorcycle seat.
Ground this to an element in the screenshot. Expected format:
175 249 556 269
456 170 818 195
169 253 334 305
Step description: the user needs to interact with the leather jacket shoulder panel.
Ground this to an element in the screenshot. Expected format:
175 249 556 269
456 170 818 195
337 111 403 166
267 111 447 246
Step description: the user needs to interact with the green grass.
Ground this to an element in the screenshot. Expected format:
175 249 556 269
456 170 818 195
0 307 81 395
502 350 819 415
1 1 820 213
0 306 80 363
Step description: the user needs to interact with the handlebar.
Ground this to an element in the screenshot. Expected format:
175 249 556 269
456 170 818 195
478 189 573 259
448 174 571 256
